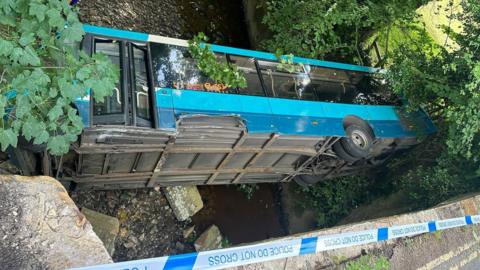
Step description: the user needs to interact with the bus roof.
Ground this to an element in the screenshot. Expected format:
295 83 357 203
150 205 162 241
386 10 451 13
83 24 379 74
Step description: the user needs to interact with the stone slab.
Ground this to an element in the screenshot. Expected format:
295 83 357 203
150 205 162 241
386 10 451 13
81 208 120 256
164 185 203 221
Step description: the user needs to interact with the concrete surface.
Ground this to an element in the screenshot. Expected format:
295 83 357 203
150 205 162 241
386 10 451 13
0 175 112 269
164 185 204 221
226 193 480 270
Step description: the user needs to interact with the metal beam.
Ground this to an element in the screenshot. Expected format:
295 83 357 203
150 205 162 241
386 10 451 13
281 136 340 182
147 137 175 187
101 154 111 175
206 131 247 184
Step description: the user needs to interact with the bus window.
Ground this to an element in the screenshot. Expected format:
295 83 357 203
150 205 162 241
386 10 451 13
93 40 123 116
257 60 310 99
228 55 265 96
132 46 151 121
151 43 235 94
303 66 361 103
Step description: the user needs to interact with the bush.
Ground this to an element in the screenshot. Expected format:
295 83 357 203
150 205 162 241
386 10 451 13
261 0 426 62
293 175 376 227
0 0 118 154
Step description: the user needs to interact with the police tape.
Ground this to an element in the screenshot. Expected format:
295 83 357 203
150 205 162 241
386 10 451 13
72 214 480 270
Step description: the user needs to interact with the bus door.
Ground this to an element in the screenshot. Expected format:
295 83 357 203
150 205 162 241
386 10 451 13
92 38 155 128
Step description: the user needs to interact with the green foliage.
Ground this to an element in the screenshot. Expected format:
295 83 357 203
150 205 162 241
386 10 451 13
396 154 480 207
385 1 480 160
294 176 374 227
261 0 427 62
0 0 118 155
275 50 303 73
188 33 247 88
236 184 259 200
346 255 390 270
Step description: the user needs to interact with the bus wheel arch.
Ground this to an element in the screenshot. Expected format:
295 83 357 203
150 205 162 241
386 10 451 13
334 115 376 161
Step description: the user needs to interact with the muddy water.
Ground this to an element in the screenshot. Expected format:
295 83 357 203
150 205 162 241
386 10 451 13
193 184 286 245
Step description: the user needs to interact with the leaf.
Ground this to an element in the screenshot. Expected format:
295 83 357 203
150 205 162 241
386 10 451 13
46 8 64 29
0 0 15 14
47 135 69 155
76 66 91 81
62 22 85 42
15 95 31 118
33 130 49 145
0 39 14 56
29 2 48 22
0 129 18 151
47 101 64 122
19 32 35 47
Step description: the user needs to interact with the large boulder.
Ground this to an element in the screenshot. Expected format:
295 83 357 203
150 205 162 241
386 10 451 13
164 186 204 221
0 175 112 269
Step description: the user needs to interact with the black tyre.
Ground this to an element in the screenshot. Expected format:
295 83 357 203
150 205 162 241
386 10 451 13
333 140 359 163
340 124 374 158
294 174 322 186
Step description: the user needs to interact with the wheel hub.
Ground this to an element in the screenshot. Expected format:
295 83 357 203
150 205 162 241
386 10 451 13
351 131 368 149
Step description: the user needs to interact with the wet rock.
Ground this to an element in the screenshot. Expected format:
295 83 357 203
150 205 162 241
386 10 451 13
183 225 195 239
0 175 111 269
175 241 185 251
164 186 204 221
81 208 120 257
194 225 223 252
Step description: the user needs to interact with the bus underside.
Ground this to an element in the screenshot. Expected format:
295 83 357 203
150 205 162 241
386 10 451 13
20 114 414 190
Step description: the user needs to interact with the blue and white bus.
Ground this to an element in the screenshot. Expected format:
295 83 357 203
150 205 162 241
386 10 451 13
13 25 435 189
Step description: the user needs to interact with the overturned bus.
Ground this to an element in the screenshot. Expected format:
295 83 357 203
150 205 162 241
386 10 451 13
10 25 436 190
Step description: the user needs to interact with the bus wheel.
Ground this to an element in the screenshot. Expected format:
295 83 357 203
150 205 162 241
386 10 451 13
333 140 359 163
294 174 322 186
340 124 374 158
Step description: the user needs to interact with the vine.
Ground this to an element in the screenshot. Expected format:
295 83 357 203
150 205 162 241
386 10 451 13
188 33 247 88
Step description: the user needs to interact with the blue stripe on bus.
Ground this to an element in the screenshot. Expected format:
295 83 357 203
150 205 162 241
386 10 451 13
172 107 412 137
209 44 377 73
168 89 400 121
83 25 149 42
158 88 415 137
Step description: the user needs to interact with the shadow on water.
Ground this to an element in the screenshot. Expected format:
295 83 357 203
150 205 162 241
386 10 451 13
192 184 287 245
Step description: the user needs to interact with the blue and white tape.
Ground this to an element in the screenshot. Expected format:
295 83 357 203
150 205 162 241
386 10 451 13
73 214 480 270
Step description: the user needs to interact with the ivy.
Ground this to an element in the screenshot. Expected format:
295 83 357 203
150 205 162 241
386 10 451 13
188 33 247 88
0 0 118 155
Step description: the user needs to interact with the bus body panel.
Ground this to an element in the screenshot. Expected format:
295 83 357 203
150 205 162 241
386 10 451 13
159 88 426 139
74 97 91 127
155 88 176 130
169 88 277 133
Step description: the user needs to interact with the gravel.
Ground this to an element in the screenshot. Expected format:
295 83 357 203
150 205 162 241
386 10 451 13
71 189 195 262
